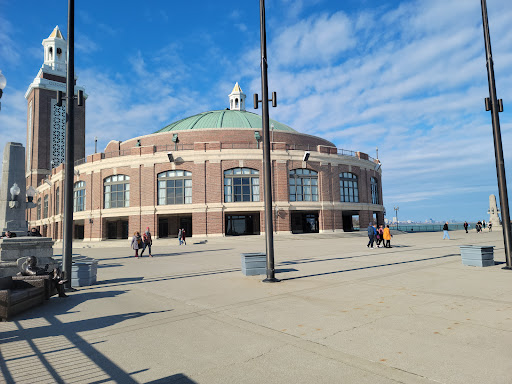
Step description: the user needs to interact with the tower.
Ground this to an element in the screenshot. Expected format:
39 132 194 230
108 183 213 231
229 82 246 111
25 26 86 188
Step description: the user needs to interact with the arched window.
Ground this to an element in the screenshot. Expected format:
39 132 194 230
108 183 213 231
43 195 49 218
158 170 192 205
55 187 60 215
74 181 86 212
37 198 41 220
104 175 130 208
289 169 318 202
48 47 53 61
371 177 379 204
235 98 239 108
224 168 259 202
340 173 359 203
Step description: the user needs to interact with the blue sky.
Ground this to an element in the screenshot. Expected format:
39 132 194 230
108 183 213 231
1 0 511 222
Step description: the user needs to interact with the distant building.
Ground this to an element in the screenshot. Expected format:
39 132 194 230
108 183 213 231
25 28 384 241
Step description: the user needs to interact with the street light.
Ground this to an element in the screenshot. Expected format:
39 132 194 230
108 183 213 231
394 206 399 230
0 70 6 111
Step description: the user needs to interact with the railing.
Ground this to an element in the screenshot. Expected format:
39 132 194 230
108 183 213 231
74 157 87 166
395 223 476 232
221 142 259 150
102 149 132 159
155 143 195 152
337 149 357 157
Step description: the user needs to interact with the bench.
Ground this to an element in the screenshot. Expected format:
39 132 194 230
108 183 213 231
0 276 46 321
13 275 58 300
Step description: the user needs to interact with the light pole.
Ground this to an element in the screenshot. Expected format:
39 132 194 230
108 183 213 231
0 70 6 111
480 0 512 270
62 0 75 288
254 0 279 283
394 206 399 231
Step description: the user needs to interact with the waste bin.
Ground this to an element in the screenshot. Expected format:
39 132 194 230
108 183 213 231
459 245 494 267
71 258 98 286
240 253 266 276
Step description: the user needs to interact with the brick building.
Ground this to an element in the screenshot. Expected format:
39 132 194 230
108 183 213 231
25 31 384 241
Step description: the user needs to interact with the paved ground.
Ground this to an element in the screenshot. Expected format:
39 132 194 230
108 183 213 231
1 229 512 384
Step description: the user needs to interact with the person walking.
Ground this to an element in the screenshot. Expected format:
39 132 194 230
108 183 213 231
383 225 392 248
482 220 486 231
367 223 375 248
131 231 142 257
464 221 469 233
476 221 482 233
181 228 186 245
140 227 153 257
378 225 384 247
489 222 493 232
442 222 450 240
178 228 182 245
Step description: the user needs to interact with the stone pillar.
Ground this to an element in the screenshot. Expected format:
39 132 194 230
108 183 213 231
0 142 28 236
359 210 372 229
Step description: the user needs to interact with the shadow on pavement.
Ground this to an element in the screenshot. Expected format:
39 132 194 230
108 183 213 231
93 248 234 262
0 289 173 383
281 253 459 281
146 373 198 383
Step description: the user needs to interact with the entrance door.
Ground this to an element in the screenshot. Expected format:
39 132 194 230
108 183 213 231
159 218 169 238
74 225 85 239
179 217 192 237
225 214 260 236
291 212 319 234
107 222 117 239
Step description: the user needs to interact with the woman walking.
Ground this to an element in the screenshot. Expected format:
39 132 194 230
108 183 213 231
181 228 186 245
383 225 392 248
178 228 183 245
131 231 143 257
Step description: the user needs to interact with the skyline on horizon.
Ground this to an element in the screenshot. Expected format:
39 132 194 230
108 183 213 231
1 0 512 222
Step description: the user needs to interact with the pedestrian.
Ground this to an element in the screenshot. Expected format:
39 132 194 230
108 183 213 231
489 222 493 232
442 222 450 240
482 220 486 230
377 225 384 247
367 223 375 248
140 227 153 257
178 228 183 245
181 228 186 245
383 225 392 248
131 231 142 257
464 221 468 234
476 221 482 233
28 227 42 237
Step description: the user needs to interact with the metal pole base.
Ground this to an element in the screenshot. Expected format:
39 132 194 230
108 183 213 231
501 266 512 270
262 277 280 283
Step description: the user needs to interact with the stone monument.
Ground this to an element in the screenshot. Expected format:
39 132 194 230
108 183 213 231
0 142 56 277
488 194 502 228
0 142 27 236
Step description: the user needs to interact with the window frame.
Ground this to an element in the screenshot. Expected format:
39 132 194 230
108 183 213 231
36 198 41 220
104 175 130 209
73 181 86 212
55 187 60 215
371 177 379 204
157 170 192 205
289 169 319 202
339 172 359 203
224 168 260 203
43 195 49 218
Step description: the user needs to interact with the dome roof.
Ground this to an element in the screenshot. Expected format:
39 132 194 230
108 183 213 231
155 110 297 133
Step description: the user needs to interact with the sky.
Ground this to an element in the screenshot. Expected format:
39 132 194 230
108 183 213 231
1 0 511 222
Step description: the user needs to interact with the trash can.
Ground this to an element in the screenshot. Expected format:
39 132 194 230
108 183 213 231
240 253 266 276
459 245 494 267
71 258 98 286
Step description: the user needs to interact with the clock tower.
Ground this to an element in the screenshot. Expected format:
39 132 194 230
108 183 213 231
25 26 86 188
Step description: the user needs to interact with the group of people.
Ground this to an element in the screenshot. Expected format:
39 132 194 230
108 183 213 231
130 227 153 258
130 227 187 257
367 223 393 248
476 220 491 233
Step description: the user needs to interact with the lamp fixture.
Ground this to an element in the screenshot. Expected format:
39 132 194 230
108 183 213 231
303 151 310 162
167 152 174 163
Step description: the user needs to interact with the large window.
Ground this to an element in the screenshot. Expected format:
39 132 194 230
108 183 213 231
43 195 49 218
55 187 59 215
158 170 192 205
340 173 359 203
224 168 260 202
371 177 379 204
104 175 130 208
36 198 41 220
289 169 318 202
74 181 86 212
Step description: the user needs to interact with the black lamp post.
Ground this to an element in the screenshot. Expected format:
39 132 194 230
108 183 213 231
254 0 279 283
480 0 512 270
62 0 75 288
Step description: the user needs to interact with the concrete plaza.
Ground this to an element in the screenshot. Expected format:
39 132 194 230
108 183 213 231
1 229 512 383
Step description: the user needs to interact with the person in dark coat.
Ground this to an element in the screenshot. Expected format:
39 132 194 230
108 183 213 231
442 222 450 240
367 223 375 248
140 227 153 257
464 221 468 233
181 228 186 245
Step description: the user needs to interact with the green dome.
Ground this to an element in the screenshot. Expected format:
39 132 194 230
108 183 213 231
155 110 297 133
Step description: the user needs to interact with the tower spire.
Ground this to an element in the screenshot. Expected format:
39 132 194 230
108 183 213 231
229 82 246 111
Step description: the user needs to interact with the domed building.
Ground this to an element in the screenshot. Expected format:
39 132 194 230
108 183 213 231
25 30 384 241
